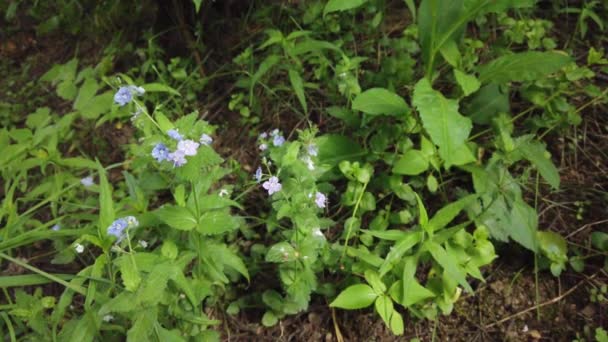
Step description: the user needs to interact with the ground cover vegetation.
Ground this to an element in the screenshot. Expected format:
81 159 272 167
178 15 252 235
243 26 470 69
1 0 607 340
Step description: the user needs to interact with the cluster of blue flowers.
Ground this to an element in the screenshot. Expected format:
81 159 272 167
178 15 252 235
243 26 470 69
257 129 285 151
107 216 139 241
151 130 213 167
114 85 145 107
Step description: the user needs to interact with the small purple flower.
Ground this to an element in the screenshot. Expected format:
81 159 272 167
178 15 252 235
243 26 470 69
80 176 94 187
262 176 282 195
51 224 61 231
168 150 187 167
200 133 213 145
315 192 327 209
259 132 268 139
114 86 133 106
254 167 263 183
177 139 200 156
167 129 183 141
259 143 268 151
307 143 318 157
107 218 128 238
151 143 170 162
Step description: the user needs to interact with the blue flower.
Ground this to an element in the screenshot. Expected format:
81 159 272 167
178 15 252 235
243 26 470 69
259 132 268 139
114 87 133 106
262 176 282 195
200 134 213 145
167 129 183 141
80 176 94 187
254 167 263 183
151 143 170 162
114 85 145 107
107 216 139 241
273 134 285 147
168 150 187 167
177 139 200 156
315 192 327 209
51 224 61 231
107 218 128 238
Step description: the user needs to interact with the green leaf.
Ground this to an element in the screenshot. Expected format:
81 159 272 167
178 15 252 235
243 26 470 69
207 244 250 281
415 193 429 229
154 112 174 132
389 311 404 335
413 78 475 168
330 284 377 309
352 88 409 117
537 231 567 263
454 69 480 96
364 270 386 294
192 0 203 13
288 69 307 113
262 311 278 327
508 198 539 252
141 83 180 96
127 308 157 342
427 195 476 232
374 295 394 328
197 211 240 235
401 256 435 306
392 149 429 175
97 161 114 237
477 51 572 84
591 232 608 251
249 55 280 104
323 0 368 16
266 242 297 263
379 230 422 276
99 292 136 315
465 83 510 125
154 205 197 231
117 258 141 292
518 139 560 190
426 241 472 292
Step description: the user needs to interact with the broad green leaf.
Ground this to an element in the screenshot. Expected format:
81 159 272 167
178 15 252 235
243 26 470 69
136 264 174 306
537 231 567 263
99 292 137 315
374 296 394 328
413 78 475 168
127 308 157 342
454 69 480 96
518 139 560 189
364 270 386 294
330 284 377 309
392 149 429 175
439 40 461 68
154 205 197 231
465 83 510 125
266 242 297 263
288 69 307 113
323 0 368 16
478 52 572 84
591 232 608 251
59 157 98 169
507 198 539 252
426 240 473 292
262 311 278 327
208 244 250 281
141 83 180 96
197 211 240 235
154 111 174 132
427 195 476 232
316 134 364 167
390 311 404 335
402 256 435 306
352 88 409 117
66 310 97 342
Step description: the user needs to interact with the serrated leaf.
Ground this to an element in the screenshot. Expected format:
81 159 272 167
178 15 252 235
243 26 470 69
266 242 297 263
117 258 141 292
392 149 429 175
413 78 475 168
323 0 368 16
478 51 572 84
330 284 377 309
352 88 409 117
99 292 137 315
154 205 197 231
127 308 157 342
